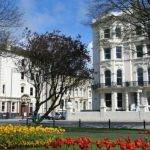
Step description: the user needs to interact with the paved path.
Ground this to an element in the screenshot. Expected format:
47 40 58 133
0 119 150 129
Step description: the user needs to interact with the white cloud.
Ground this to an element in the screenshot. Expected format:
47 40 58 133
18 0 59 32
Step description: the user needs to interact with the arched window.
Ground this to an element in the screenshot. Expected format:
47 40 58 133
137 68 143 86
105 70 111 86
117 69 122 85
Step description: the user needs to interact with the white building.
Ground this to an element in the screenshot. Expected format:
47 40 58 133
0 55 92 118
92 14 150 113
55 81 92 113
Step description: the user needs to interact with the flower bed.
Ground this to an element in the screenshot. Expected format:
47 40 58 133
0 125 150 149
0 124 65 149
46 137 150 149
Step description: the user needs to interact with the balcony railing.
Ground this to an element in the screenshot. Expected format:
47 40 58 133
92 81 150 89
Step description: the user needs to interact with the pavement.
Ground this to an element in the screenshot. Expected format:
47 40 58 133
0 119 150 129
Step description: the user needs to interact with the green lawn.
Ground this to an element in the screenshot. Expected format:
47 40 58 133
63 127 146 140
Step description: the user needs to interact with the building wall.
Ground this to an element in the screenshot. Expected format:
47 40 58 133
92 16 150 113
0 55 92 117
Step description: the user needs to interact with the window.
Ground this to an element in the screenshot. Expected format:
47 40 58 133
104 48 111 59
148 97 150 105
89 90 92 97
116 46 122 58
147 44 150 55
104 29 110 38
80 88 82 96
31 73 34 80
30 87 33 96
137 68 143 86
75 89 78 96
117 93 122 108
117 69 122 85
115 27 121 38
30 103 33 113
83 101 86 110
2 102 5 111
105 70 111 86
148 68 150 84
12 102 15 112
136 45 143 57
21 72 24 80
105 93 111 107
136 26 142 35
21 59 25 66
83 89 86 96
134 92 137 106
21 86 24 93
89 102 92 109
75 101 78 110
2 84 5 94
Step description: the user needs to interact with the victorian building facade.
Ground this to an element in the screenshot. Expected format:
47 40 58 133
0 55 92 118
92 14 150 113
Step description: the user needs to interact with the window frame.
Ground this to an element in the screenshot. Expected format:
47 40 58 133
12 102 15 112
137 68 144 86
136 45 143 58
105 70 111 86
104 48 111 60
117 69 122 85
105 93 112 107
115 27 121 38
21 86 24 93
116 46 122 59
117 93 123 108
104 28 110 38
30 87 33 96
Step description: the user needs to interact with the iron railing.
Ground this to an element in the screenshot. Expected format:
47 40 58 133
92 81 150 89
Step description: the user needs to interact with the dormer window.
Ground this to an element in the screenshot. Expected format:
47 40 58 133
104 29 110 38
115 27 121 38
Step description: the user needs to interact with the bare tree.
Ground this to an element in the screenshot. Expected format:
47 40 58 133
17 30 91 123
87 0 150 41
0 0 23 55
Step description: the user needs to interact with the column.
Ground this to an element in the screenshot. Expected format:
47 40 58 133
100 73 104 84
100 47 104 61
143 44 147 57
111 46 116 60
100 93 106 112
140 92 147 112
125 92 129 111
144 68 148 86
137 92 140 111
112 92 117 111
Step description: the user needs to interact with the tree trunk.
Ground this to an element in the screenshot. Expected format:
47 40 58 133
32 100 40 123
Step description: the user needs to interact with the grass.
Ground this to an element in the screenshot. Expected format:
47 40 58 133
63 127 146 140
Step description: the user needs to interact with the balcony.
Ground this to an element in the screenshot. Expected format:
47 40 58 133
92 81 150 89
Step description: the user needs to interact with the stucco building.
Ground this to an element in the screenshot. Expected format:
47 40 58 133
0 55 92 118
92 13 150 113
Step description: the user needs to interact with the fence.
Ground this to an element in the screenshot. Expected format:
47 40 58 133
26 118 150 129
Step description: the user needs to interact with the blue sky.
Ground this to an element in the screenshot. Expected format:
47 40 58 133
17 0 93 66
17 0 92 44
